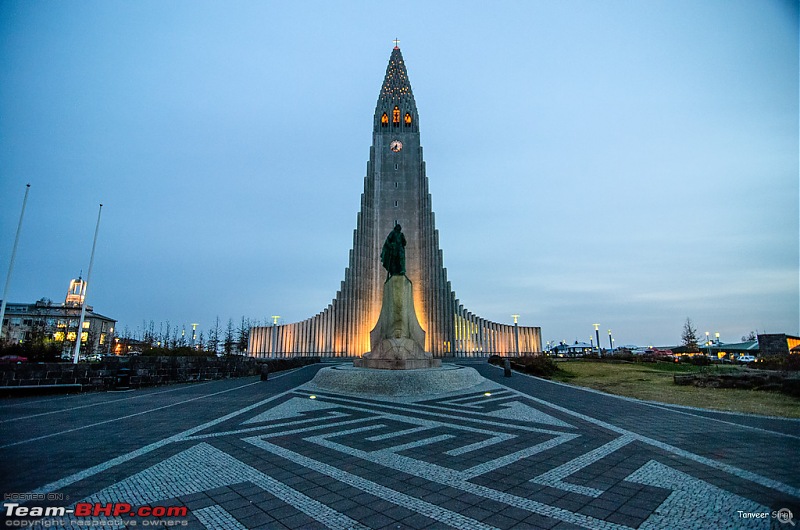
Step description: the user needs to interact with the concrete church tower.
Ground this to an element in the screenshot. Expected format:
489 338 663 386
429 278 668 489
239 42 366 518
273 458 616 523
249 45 541 358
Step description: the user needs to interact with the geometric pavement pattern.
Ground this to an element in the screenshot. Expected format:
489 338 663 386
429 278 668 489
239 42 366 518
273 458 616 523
14 368 800 529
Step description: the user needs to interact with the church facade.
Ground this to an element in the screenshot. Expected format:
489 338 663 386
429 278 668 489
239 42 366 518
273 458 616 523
249 46 541 358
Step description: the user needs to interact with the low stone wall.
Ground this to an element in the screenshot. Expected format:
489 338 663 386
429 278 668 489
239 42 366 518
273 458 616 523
0 356 269 393
674 370 800 397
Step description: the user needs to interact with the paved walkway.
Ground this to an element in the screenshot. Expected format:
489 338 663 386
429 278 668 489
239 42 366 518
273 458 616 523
1 360 798 529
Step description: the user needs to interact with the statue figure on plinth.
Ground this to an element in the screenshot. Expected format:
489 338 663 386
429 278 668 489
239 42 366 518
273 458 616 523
354 225 440 370
380 224 406 276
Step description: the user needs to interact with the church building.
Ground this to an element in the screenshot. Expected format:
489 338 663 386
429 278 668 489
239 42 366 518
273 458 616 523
249 45 541 358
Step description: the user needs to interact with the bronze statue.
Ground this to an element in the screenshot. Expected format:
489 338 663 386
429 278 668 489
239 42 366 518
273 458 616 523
380 224 406 276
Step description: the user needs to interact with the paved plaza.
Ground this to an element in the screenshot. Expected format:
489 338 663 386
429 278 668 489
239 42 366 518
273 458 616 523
1 361 799 529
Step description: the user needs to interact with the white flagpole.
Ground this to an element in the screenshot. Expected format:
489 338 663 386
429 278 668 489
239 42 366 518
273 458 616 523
72 204 103 364
0 184 31 341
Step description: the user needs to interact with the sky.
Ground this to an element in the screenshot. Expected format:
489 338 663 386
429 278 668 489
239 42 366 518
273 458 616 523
0 0 797 349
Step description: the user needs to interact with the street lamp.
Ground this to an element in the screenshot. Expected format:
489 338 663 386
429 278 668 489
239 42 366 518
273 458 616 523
271 316 281 359
705 332 710 357
608 329 613 353
593 324 602 357
511 314 520 356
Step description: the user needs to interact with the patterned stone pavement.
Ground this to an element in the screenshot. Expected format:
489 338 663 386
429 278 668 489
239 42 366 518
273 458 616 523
1 360 798 529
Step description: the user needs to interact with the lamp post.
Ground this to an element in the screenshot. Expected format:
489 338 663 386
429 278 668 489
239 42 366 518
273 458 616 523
191 323 198 347
511 314 520 357
72 204 103 364
593 324 602 357
705 332 710 357
608 329 613 353
0 184 31 341
271 316 281 359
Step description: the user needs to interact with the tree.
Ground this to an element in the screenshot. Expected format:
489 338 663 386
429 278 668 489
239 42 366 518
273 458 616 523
237 317 251 354
681 318 700 353
143 320 156 348
223 318 235 356
19 317 61 362
742 331 757 342
171 327 179 350
163 321 172 349
207 317 220 355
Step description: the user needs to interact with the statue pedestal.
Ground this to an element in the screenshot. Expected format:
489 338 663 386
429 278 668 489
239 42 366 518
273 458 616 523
354 275 441 370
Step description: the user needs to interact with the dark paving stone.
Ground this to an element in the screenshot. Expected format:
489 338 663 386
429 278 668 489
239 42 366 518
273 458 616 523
360 512 396 528
399 512 441 530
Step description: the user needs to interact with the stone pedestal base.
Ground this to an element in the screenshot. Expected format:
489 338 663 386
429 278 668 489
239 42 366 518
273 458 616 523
356 275 439 370
309 364 484 396
353 354 441 370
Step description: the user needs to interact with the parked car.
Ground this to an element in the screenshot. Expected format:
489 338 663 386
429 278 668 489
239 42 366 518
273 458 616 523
0 355 28 364
737 355 756 364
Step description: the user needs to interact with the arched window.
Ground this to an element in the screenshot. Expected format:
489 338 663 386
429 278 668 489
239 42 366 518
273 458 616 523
392 106 400 125
381 113 388 126
404 113 412 126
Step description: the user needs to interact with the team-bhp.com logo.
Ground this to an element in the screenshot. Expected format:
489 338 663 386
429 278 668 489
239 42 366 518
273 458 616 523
4 502 188 526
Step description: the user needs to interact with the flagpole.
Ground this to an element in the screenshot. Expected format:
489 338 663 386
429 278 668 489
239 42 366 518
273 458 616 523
72 204 103 364
0 184 31 341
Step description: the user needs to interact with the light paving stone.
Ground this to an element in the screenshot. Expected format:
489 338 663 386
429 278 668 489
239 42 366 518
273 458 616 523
78 442 368 530
627 460 771 530
194 505 248 530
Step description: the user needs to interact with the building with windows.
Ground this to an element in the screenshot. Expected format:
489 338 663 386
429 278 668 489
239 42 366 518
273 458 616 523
249 45 542 358
0 277 116 357
550 341 594 357
696 334 799 360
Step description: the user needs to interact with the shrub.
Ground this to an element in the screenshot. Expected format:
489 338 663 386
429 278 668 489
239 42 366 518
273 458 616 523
488 355 564 378
756 355 800 372
142 346 212 357
0 342 62 362
682 355 711 366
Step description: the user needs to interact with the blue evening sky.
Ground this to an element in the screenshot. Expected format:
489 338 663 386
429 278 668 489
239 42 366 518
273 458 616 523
1 0 797 347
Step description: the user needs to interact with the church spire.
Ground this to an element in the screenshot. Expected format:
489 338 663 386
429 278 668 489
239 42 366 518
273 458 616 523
375 44 418 132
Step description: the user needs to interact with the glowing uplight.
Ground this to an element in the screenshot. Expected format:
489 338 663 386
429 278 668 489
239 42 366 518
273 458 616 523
309 395 317 400
484 392 492 397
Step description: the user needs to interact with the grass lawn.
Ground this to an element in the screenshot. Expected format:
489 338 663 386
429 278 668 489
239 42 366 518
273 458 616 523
551 359 800 418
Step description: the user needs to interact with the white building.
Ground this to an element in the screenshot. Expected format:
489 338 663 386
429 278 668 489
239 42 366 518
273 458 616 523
1 277 116 357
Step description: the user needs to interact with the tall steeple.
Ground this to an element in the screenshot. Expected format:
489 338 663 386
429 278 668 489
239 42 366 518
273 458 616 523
248 45 542 358
374 46 419 133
